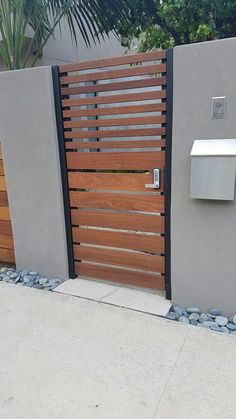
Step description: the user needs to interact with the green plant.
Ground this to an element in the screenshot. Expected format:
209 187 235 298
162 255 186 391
114 0 236 51
0 0 131 70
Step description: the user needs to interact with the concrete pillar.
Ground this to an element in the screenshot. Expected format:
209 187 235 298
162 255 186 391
0 66 69 279
171 38 236 315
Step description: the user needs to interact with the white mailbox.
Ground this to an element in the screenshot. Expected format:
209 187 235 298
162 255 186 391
190 139 236 200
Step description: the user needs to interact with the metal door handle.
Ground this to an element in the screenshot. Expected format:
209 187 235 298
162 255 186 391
145 168 160 189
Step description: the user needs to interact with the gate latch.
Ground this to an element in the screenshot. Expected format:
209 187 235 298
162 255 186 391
145 168 160 189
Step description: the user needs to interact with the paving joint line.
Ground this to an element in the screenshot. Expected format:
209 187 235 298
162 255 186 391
151 328 190 418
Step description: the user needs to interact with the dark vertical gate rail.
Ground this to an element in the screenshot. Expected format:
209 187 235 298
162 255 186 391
52 66 75 279
52 50 173 295
165 49 173 300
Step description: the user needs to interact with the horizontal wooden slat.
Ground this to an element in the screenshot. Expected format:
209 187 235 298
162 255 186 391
68 171 164 192
73 227 164 253
0 206 10 221
0 220 12 236
0 160 4 176
62 89 166 108
60 64 166 85
64 127 165 139
74 245 165 273
66 139 165 150
71 210 164 233
0 176 6 191
70 191 164 212
63 103 166 118
0 234 14 249
67 151 165 170
61 78 166 96
0 191 8 206
64 115 165 129
0 247 15 263
75 262 165 290
59 50 167 73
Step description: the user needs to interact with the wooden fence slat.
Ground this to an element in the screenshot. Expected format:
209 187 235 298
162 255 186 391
71 209 164 233
0 235 14 249
64 115 165 129
74 245 165 273
70 191 164 212
0 206 10 221
59 50 167 73
61 78 166 96
65 139 165 150
0 176 6 191
62 89 166 108
0 191 8 206
0 220 12 236
73 227 165 253
0 248 15 263
60 64 166 85
0 161 4 176
68 171 164 192
67 151 165 170
75 261 165 290
64 127 165 139
63 103 166 118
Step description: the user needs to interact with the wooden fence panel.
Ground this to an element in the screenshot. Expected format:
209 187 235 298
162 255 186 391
58 49 168 290
0 144 15 264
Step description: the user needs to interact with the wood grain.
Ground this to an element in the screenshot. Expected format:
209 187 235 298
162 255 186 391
66 151 165 170
71 210 164 233
61 78 166 96
0 160 4 176
70 191 164 212
0 235 14 249
69 171 153 191
59 50 166 73
73 227 165 253
68 171 164 192
75 262 165 290
0 247 15 263
0 191 8 206
0 220 12 236
74 245 165 273
63 103 166 118
60 64 166 85
64 127 165 139
62 89 166 108
64 115 165 129
0 206 10 221
65 139 165 150
0 176 6 191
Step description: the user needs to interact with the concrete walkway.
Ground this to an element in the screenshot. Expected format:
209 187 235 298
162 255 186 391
0 284 236 419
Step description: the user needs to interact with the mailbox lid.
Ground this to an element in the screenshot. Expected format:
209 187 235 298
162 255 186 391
191 139 236 156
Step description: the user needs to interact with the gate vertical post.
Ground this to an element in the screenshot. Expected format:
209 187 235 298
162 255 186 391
51 66 75 279
165 49 173 300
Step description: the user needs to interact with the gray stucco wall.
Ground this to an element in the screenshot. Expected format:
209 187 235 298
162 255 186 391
0 66 69 279
171 38 236 315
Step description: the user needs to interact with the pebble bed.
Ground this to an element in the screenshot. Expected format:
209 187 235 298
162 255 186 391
166 306 236 335
0 266 64 291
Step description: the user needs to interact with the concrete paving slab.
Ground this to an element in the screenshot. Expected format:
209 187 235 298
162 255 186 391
155 327 236 419
55 278 171 317
0 283 188 419
55 278 122 300
101 285 171 316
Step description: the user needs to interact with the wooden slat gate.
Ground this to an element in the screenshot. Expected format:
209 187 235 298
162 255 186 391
0 144 15 264
53 50 172 296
